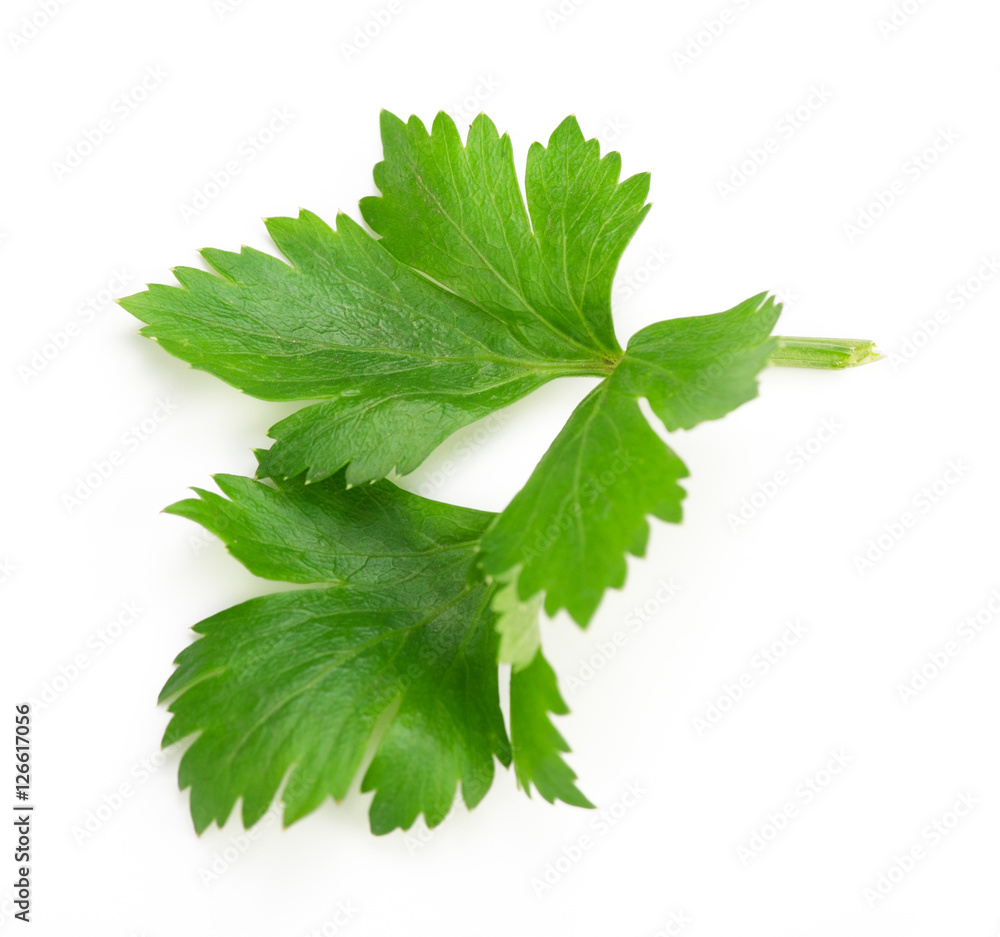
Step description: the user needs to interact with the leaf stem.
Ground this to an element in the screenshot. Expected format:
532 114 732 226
768 336 882 370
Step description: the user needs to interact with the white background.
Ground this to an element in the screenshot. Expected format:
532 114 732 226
3 0 999 934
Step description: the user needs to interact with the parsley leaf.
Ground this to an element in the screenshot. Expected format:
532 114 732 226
510 651 593 809
613 292 781 431
360 111 649 360
120 111 650 485
161 471 587 833
164 468 489 588
480 381 689 625
125 111 879 834
479 293 781 625
122 210 597 485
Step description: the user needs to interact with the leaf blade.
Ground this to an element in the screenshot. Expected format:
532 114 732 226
479 381 689 625
160 473 511 834
510 650 592 809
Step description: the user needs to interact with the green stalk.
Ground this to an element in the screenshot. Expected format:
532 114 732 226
768 336 882 370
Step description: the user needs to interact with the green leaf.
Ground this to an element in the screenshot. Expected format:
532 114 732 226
119 209 603 485
162 584 508 835
360 111 650 360
480 293 783 626
479 380 689 625
492 568 543 672
253 371 548 485
120 111 648 485
614 292 782 431
126 111 878 836
164 469 490 589
510 650 593 808
160 473 513 834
